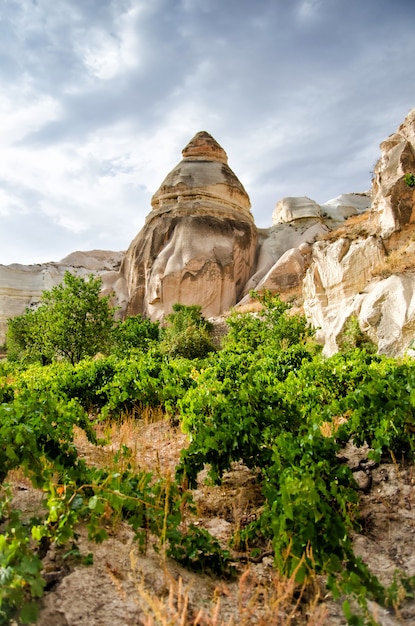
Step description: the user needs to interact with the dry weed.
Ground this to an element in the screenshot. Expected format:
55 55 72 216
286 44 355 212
229 301 264 315
74 411 187 476
133 563 328 626
372 239 415 278
320 415 348 438
318 211 376 243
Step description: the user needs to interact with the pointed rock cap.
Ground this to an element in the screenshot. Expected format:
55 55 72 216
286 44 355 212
150 131 252 218
181 131 228 163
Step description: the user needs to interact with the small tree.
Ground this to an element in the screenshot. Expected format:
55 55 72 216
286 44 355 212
7 272 116 365
160 304 215 359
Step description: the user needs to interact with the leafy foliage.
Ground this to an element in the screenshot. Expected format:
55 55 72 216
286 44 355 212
2 285 415 624
7 272 116 365
0 494 45 626
337 315 377 353
404 172 415 187
223 290 314 354
111 315 160 356
160 304 216 359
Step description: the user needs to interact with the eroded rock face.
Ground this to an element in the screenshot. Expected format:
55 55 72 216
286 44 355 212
304 244 415 357
242 193 370 297
302 109 415 356
303 236 386 354
121 131 257 321
372 107 415 235
358 274 415 355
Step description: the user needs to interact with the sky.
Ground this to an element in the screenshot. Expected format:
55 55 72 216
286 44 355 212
1 0 415 266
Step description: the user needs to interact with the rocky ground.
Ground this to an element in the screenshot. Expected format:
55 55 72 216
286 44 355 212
6 419 415 626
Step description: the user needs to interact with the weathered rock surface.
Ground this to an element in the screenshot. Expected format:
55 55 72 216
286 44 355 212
303 236 386 354
242 193 370 297
303 108 415 356
358 273 415 355
272 196 322 223
372 107 415 235
320 192 371 225
120 131 257 321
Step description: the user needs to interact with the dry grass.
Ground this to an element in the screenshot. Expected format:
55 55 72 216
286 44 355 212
74 408 187 477
372 237 415 278
318 211 376 243
230 300 265 315
134 565 328 626
229 289 304 317
319 415 349 438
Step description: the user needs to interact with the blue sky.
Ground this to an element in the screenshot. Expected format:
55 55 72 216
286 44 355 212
1 0 415 264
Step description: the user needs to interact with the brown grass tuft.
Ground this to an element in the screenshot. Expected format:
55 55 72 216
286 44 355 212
74 411 187 477
318 211 376 243
134 566 328 626
372 238 415 278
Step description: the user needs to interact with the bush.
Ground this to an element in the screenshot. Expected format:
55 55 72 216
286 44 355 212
160 304 216 360
112 315 160 356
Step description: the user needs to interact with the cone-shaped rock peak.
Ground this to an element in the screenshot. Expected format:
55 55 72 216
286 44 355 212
181 131 228 163
150 131 251 216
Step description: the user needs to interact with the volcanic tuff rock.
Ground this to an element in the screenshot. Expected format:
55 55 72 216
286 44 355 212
303 237 386 354
372 107 415 235
303 107 415 356
120 131 257 321
241 193 370 298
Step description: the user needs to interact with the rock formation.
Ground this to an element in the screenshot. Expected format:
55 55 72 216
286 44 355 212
3 109 415 357
241 193 370 298
303 237 386 354
303 107 415 356
120 131 257 321
372 108 415 235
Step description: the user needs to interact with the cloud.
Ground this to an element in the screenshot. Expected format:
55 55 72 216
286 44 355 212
0 0 415 264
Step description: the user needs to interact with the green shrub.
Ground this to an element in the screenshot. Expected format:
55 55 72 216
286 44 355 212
160 304 216 360
112 315 160 356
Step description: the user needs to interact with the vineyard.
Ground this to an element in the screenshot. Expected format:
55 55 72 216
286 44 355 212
1 278 415 625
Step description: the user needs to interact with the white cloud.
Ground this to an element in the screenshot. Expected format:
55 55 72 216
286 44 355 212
81 5 142 80
297 0 323 20
0 0 415 264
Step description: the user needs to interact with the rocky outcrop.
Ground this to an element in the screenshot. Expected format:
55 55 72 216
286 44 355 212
242 193 370 298
303 107 415 356
120 131 257 321
303 237 386 354
358 274 415 355
372 107 415 235
304 246 415 357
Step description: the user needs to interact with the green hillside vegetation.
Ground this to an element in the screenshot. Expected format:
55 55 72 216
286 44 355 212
1 276 415 624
